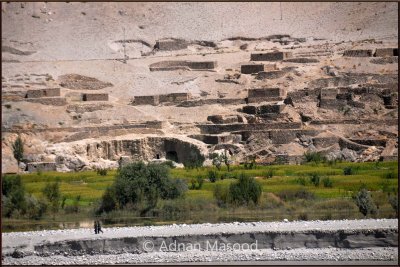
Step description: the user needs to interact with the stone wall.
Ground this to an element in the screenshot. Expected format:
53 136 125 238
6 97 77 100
343 49 373 57
82 93 109 101
189 134 240 145
242 103 285 115
207 115 240 124
149 61 217 71
198 122 302 134
177 98 246 107
240 64 265 74
27 162 57 172
26 88 60 98
255 70 286 80
247 87 285 103
155 38 188 51
25 97 67 106
159 92 191 103
283 57 319 63
250 52 293 61
374 48 398 57
133 95 159 105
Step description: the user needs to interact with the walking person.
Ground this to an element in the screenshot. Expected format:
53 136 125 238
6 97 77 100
97 220 104 234
94 220 98 234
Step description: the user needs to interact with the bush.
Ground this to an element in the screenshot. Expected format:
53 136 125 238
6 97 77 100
353 188 377 217
343 166 354 175
196 175 204 190
208 170 218 183
277 188 315 201
25 195 47 220
265 168 274 179
2 175 27 218
228 173 262 206
297 212 308 221
304 151 325 164
389 195 398 216
99 162 186 215
213 184 229 207
295 176 307 186
382 171 396 179
211 153 223 170
309 173 320 187
42 181 61 216
322 177 333 188
96 168 108 176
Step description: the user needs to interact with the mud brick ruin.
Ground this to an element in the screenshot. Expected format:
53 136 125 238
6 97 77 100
149 60 217 71
247 87 285 103
82 93 109 101
250 51 293 61
155 38 188 51
133 92 192 106
26 88 60 98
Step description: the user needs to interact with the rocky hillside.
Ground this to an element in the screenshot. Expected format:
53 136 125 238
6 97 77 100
1 2 398 173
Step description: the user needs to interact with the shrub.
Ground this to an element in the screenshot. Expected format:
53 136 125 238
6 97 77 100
343 166 353 175
309 173 320 187
228 173 262 206
277 188 315 201
388 195 398 216
243 156 257 170
208 170 218 183
213 184 229 207
353 188 377 217
99 162 186 215
42 181 61 217
25 195 47 220
211 153 223 170
295 177 307 186
96 168 108 176
304 151 325 164
382 171 396 179
322 177 333 188
2 175 27 218
265 168 274 179
196 175 204 190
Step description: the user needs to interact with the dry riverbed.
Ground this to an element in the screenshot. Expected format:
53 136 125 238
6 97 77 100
2 219 398 265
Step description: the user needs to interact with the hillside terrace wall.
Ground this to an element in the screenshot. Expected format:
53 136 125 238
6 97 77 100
374 48 398 57
177 98 246 107
82 93 109 101
312 136 340 148
198 122 302 134
343 49 373 57
189 134 241 145
25 97 67 106
26 88 60 98
27 162 57 173
237 129 320 144
149 61 217 71
255 70 286 80
242 103 285 115
250 52 293 61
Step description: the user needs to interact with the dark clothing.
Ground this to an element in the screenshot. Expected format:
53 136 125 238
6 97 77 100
96 220 103 234
94 221 98 234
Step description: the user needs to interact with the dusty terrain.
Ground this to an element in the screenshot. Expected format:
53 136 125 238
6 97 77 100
1 2 398 173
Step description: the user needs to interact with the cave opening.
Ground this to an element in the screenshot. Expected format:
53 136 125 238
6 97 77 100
166 151 178 162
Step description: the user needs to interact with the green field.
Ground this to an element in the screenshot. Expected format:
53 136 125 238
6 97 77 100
2 161 398 232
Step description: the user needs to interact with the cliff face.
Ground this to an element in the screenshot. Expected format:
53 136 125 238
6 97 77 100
38 136 209 172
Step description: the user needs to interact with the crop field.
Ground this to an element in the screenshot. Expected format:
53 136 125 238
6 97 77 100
2 161 398 232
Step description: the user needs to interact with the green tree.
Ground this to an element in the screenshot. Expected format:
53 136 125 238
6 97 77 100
12 135 24 165
2 175 27 217
183 150 205 169
228 173 262 206
99 162 186 216
211 153 223 170
42 181 61 219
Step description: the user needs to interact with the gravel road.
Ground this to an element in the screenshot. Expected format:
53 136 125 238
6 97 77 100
2 219 398 265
